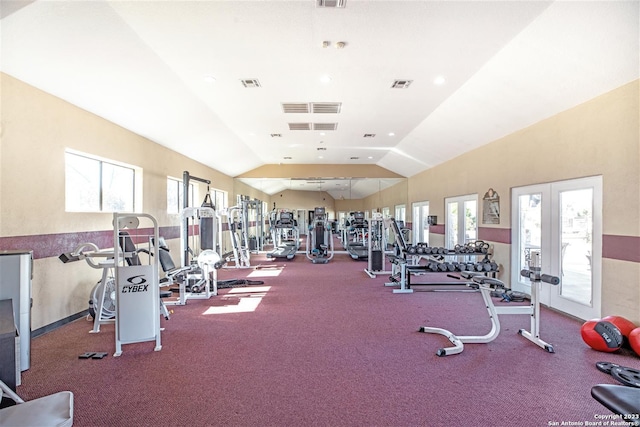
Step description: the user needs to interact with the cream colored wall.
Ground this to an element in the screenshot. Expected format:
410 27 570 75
238 164 404 179
362 180 409 214
270 189 336 219
0 73 243 329
407 80 640 322
2 71 638 328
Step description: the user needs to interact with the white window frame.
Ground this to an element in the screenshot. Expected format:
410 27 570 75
65 149 142 213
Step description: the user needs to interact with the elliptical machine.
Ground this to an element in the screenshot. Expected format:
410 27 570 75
306 207 334 264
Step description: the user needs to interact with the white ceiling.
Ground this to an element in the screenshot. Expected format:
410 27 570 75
1 1 638 199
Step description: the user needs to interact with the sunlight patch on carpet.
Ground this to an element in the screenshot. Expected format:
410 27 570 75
202 286 271 315
247 269 282 278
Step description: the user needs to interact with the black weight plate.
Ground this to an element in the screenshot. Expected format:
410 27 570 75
596 361 620 374
611 366 640 388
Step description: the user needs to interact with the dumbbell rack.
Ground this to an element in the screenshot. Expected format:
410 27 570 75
385 247 497 294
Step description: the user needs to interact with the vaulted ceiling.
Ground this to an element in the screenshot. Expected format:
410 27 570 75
1 1 638 199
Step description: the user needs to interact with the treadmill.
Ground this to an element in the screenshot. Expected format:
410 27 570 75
266 211 299 260
345 211 369 260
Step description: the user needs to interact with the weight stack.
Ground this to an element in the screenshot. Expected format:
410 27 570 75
371 250 383 271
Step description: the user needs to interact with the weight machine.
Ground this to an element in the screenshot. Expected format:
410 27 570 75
219 195 252 268
112 213 162 356
306 207 334 264
419 250 560 356
364 213 393 278
162 206 222 306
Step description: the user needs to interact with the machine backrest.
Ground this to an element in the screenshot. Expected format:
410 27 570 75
118 231 140 266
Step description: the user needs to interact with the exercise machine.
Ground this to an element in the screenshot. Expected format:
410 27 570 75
344 212 368 260
419 250 560 356
162 206 222 305
306 207 334 264
59 242 118 333
266 209 299 260
364 213 392 278
222 196 252 268
113 213 162 356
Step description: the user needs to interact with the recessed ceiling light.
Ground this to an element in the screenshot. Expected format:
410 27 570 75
319 132 326 136
318 156 324 159
388 132 395 137
320 75 332 83
434 75 446 85
203 75 216 83
368 156 373 159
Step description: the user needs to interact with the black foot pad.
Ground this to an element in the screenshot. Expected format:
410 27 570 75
91 352 108 359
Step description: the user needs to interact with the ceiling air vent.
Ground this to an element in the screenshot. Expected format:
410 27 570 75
350 156 359 160
282 103 310 113
283 156 292 160
363 133 376 138
391 79 412 89
316 0 346 8
313 123 338 131
270 133 282 137
312 102 342 114
289 123 312 131
241 79 261 88
317 147 327 151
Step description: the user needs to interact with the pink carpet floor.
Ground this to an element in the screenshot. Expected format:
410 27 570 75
12 244 640 426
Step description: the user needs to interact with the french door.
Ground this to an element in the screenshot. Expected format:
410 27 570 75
511 176 602 320
412 201 429 245
445 194 477 249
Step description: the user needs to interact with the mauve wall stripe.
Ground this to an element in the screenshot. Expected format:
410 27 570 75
0 226 180 260
2 229 638 262
478 227 511 244
602 235 640 263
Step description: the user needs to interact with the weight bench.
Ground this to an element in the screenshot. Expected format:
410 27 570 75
0 379 73 427
591 384 640 426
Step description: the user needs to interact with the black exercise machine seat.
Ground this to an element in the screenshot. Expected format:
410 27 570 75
591 384 640 426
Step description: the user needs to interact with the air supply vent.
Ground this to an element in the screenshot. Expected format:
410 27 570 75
317 0 346 8
313 123 338 131
312 102 342 113
391 80 412 89
288 123 312 131
317 147 327 151
241 79 261 88
363 133 376 138
282 103 310 113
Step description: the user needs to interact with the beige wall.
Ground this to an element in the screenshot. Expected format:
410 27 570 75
406 79 640 322
238 164 404 179
0 73 267 328
271 189 336 219
1 71 638 328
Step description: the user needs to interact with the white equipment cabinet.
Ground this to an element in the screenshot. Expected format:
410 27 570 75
0 250 32 372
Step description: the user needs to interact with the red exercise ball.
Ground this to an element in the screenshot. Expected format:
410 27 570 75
629 327 640 357
601 315 637 339
580 319 623 352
